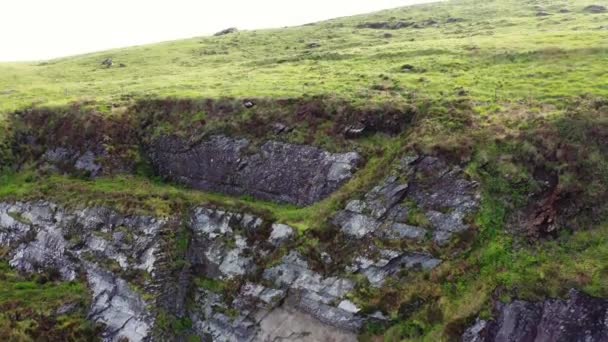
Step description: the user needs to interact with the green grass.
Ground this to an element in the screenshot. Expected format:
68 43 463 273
0 129 407 232
0 0 607 341
0 261 98 341
0 0 606 115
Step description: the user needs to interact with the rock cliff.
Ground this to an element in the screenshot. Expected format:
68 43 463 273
148 135 362 206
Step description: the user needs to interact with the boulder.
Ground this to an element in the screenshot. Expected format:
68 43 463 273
0 201 162 342
87 265 152 342
214 27 238 36
583 5 607 13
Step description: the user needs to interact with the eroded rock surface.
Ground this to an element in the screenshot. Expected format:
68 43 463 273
334 155 479 246
43 147 106 177
333 155 479 286
148 135 362 206
462 289 608 342
0 201 162 341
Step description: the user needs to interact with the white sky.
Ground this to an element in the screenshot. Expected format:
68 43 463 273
0 0 439 62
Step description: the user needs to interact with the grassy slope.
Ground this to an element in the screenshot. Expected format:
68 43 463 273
0 0 607 114
0 1 608 341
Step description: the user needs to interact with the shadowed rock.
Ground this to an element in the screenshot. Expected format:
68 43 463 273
462 289 608 342
0 201 163 341
148 135 362 206
583 5 607 13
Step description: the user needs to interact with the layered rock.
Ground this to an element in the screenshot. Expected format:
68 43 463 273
184 207 364 341
0 202 162 341
43 147 105 177
462 289 608 342
333 155 479 286
189 250 364 342
148 135 362 206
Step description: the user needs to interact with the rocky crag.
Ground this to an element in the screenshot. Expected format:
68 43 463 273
0 152 487 341
147 135 363 206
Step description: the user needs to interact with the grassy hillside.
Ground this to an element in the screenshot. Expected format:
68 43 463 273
1 0 607 114
0 0 608 341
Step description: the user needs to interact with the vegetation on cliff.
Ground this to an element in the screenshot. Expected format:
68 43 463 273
0 0 607 341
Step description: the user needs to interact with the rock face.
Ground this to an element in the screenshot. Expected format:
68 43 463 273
0 202 162 341
334 155 479 246
0 200 369 341
462 289 608 342
184 207 366 341
43 147 106 177
87 265 152 342
148 135 362 206
333 155 479 286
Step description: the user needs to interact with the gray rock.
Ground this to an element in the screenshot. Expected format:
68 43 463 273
269 223 295 246
382 222 427 241
87 265 152 342
335 156 478 245
338 300 360 314
288 291 365 332
364 176 409 219
218 236 255 278
148 135 362 206
257 307 357 342
462 289 608 342
43 147 73 164
0 201 162 341
0 202 35 245
43 148 105 177
462 319 490 342
344 200 367 213
427 210 470 246
74 150 103 176
262 252 362 331
214 27 238 36
10 227 77 281
188 207 267 279
350 250 441 287
191 207 234 238
191 289 259 342
333 211 380 238
234 282 286 308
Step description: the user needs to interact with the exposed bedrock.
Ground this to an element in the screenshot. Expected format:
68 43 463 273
462 289 608 342
0 202 162 342
332 155 479 286
148 135 363 206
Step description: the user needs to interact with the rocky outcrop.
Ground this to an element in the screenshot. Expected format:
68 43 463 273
462 289 608 342
334 155 479 246
87 264 152 341
184 207 366 341
148 135 362 206
263 251 364 331
0 200 372 341
189 250 366 341
43 147 106 177
332 155 478 286
0 201 163 341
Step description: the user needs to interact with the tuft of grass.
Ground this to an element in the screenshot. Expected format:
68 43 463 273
0 262 98 341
